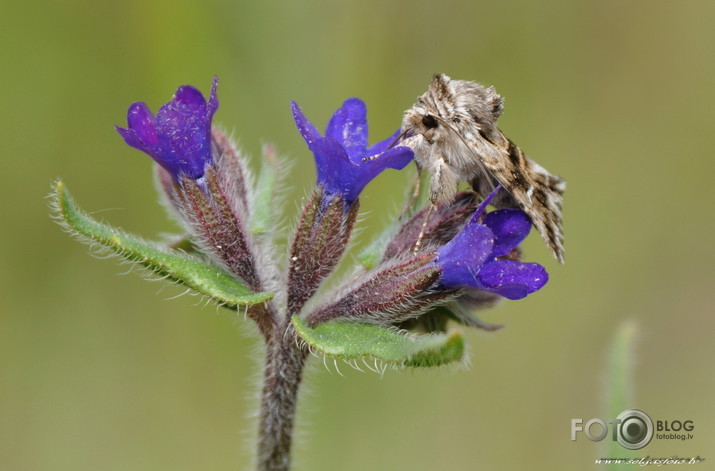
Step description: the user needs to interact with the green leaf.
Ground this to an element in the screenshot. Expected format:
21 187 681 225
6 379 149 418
292 316 464 368
51 181 273 307
251 144 280 236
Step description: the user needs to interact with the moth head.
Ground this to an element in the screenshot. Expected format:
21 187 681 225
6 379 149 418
402 106 444 142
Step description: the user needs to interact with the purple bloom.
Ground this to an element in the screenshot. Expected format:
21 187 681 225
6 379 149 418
291 98 414 202
436 187 548 300
116 76 219 180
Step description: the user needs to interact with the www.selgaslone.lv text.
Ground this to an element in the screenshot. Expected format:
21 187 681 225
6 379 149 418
595 456 704 466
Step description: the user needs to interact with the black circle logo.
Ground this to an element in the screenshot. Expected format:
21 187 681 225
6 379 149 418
616 409 653 450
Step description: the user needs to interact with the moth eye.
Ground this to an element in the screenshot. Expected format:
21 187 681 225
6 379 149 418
421 114 438 129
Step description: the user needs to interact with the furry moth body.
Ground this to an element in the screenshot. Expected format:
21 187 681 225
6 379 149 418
401 74 566 263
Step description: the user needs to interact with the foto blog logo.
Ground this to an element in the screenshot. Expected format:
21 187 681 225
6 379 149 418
571 409 654 450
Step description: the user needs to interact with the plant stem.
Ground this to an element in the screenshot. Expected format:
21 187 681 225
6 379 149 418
256 322 308 471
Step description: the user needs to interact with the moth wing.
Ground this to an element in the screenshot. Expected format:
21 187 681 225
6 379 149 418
475 134 565 263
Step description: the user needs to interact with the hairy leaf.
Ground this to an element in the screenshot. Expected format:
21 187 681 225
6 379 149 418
292 316 464 368
51 181 272 307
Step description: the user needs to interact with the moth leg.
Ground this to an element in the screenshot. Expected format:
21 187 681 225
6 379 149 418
430 154 458 205
412 203 436 255
413 155 451 253
430 156 445 204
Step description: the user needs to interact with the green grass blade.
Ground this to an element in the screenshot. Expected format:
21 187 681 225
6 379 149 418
605 319 638 468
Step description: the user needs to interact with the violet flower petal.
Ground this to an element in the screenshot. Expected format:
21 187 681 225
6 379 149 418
483 209 533 257
476 260 549 300
325 98 368 159
470 185 503 222
346 146 414 201
310 138 353 198
365 146 415 171
436 223 495 289
115 126 144 151
207 76 219 114
125 103 158 145
290 101 321 145
173 85 207 109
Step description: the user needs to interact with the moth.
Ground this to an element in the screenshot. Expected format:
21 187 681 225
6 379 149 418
401 73 566 263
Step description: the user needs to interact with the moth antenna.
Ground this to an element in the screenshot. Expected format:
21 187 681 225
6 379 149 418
363 129 410 162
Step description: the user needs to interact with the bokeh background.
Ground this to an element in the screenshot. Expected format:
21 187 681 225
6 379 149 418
2 0 714 470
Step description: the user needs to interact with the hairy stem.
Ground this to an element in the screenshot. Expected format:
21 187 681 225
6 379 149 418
257 322 309 471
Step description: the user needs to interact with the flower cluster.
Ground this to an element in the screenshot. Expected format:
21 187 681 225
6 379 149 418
112 77 550 337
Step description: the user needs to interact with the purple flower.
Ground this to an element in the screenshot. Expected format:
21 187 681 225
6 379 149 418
116 76 219 180
436 187 549 300
291 98 414 202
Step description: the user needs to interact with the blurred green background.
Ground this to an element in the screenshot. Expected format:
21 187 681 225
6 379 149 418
2 0 714 470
